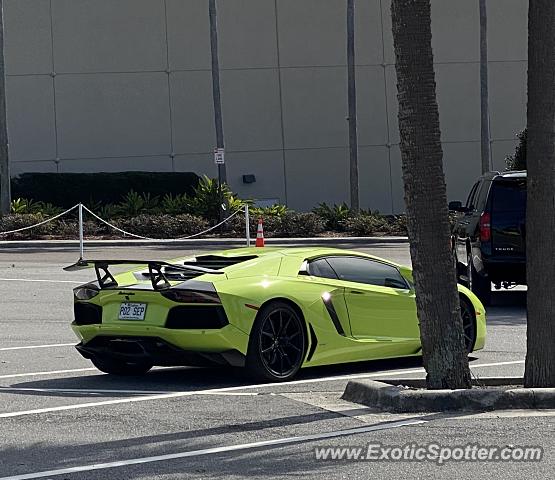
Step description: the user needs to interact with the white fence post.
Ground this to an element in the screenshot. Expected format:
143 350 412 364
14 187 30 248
245 204 250 247
78 203 84 260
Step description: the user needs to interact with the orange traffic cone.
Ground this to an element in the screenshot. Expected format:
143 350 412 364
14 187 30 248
255 218 265 247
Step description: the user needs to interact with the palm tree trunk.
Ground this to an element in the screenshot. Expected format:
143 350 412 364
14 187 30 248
524 0 555 388
0 0 10 216
391 0 471 389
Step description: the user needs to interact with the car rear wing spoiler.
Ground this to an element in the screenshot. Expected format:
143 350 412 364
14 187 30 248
64 259 224 291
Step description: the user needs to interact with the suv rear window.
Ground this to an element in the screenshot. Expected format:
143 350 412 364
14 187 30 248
491 179 526 213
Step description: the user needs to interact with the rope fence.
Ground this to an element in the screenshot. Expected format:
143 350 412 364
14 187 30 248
0 204 79 236
81 205 244 241
0 203 252 258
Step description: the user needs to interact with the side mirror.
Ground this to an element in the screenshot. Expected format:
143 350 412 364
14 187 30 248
448 201 464 212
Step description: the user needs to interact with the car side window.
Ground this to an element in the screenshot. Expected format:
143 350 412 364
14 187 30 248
465 182 480 211
307 258 338 279
319 256 408 289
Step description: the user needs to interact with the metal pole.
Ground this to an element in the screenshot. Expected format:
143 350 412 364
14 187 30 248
347 0 360 212
245 204 251 247
209 0 227 222
479 0 491 173
78 203 84 261
0 0 11 216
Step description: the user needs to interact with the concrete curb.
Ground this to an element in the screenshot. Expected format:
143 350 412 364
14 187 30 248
342 378 555 413
0 236 409 250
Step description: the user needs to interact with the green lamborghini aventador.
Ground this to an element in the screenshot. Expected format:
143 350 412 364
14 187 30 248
67 247 486 381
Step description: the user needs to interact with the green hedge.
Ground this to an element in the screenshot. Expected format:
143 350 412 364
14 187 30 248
11 172 200 208
0 212 410 240
0 213 209 240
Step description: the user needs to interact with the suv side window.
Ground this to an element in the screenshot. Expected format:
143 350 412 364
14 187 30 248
312 256 408 289
465 182 480 211
475 180 491 212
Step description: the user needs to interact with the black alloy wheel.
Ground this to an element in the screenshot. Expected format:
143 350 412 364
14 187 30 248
460 296 477 353
247 301 306 381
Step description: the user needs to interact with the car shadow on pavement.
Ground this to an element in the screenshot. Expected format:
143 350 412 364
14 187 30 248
487 290 526 326
3 356 428 399
0 408 474 480
2 408 473 480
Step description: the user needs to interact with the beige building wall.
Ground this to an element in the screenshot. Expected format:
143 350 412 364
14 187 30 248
4 0 528 213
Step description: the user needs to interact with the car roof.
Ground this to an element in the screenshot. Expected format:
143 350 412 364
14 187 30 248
202 246 369 258
194 246 408 269
482 170 527 180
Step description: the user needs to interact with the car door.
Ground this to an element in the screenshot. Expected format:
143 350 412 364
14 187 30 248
320 256 420 352
455 181 480 264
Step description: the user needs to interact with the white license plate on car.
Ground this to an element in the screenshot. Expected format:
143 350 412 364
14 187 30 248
119 303 147 321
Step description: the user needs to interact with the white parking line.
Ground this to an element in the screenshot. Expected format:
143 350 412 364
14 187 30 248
0 368 96 380
0 387 260 396
0 360 524 419
0 343 74 352
0 418 427 480
0 278 82 284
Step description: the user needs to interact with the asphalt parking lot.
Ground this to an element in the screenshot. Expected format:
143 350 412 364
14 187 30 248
0 243 551 479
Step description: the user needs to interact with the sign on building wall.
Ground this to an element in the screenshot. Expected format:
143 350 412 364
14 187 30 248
214 148 225 165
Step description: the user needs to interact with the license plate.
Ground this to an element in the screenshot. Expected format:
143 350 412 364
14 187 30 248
119 303 147 321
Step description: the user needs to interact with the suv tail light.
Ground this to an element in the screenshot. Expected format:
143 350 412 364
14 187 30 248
480 212 491 242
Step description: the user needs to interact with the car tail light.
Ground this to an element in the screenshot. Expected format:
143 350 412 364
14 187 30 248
161 289 221 304
480 212 491 242
73 285 100 300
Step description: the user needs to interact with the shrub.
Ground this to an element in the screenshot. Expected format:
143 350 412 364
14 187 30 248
160 193 193 216
187 176 232 221
250 204 290 217
312 202 352 231
9 198 64 216
185 177 250 221
273 212 325 237
115 190 160 216
344 213 390 236
505 128 527 171
10 198 38 214
0 213 57 239
229 212 325 238
113 214 209 239
53 220 109 238
390 214 408 235
97 203 119 220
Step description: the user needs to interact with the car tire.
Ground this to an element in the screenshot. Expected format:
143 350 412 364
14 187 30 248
91 357 153 376
246 301 306 382
459 295 477 353
467 251 491 306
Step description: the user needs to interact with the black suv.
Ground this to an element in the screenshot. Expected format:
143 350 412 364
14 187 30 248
450 171 526 304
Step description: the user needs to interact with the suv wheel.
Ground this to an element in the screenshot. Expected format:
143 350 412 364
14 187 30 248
467 252 491 305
